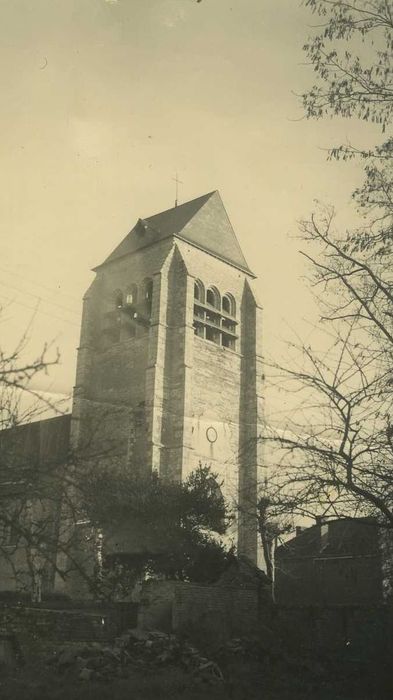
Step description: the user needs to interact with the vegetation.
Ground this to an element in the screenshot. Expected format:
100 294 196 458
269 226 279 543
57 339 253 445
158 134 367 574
303 0 393 129
80 464 234 588
0 325 65 601
0 311 234 599
262 0 393 531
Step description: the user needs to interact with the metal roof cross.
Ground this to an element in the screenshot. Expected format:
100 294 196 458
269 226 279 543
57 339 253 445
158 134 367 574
172 172 183 208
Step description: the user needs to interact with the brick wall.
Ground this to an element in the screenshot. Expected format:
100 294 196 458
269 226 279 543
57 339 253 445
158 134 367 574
136 580 391 663
137 579 259 644
173 583 259 643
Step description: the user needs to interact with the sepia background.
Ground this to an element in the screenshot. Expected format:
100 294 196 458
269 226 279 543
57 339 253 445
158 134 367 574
0 0 381 419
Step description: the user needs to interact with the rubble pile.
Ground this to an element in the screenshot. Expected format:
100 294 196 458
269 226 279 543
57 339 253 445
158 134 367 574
46 628 224 684
219 636 266 660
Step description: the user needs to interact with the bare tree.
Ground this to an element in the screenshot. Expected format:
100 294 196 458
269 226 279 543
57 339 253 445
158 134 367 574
0 318 67 601
261 1 393 532
0 324 61 430
264 323 393 523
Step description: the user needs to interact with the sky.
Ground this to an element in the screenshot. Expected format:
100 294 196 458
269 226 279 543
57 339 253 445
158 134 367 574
0 0 381 419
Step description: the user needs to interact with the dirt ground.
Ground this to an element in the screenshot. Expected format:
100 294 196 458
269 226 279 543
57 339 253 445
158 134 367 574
0 654 390 700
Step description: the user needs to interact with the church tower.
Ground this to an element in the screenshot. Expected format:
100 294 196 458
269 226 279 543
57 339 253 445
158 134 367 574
72 191 263 562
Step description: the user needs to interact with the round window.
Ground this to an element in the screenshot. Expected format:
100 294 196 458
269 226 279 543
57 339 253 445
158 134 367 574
206 426 218 443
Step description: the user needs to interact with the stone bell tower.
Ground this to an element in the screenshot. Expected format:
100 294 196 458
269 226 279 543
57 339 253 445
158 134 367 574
72 191 263 562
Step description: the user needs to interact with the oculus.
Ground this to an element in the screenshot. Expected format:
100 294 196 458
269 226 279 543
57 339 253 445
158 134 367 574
206 426 218 443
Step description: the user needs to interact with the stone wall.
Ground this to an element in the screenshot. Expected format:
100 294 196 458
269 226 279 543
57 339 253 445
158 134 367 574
137 580 177 633
71 201 264 564
0 602 137 653
175 240 264 561
137 579 260 645
71 236 174 468
136 581 393 664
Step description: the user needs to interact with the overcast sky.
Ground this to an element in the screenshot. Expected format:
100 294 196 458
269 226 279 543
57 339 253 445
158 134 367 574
0 0 381 416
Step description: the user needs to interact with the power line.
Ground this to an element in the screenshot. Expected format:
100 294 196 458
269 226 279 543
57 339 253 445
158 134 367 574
0 265 81 303
0 293 80 328
0 280 80 317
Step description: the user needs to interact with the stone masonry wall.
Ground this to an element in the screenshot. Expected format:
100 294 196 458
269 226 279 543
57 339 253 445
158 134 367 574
176 241 263 561
192 337 241 504
71 223 263 565
0 603 137 653
137 580 259 644
72 237 175 469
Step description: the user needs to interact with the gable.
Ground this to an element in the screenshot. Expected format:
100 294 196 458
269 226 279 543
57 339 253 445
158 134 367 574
95 191 253 275
177 191 252 274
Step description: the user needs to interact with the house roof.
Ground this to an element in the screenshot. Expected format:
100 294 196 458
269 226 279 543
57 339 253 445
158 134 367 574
275 518 379 560
0 414 71 494
217 555 270 587
95 191 254 275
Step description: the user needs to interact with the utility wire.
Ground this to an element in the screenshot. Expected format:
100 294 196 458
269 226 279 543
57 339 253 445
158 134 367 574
0 293 80 328
0 280 80 317
0 265 81 303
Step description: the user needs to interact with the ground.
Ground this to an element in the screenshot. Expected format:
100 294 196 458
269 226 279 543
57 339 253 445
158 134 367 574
0 617 390 700
0 653 390 700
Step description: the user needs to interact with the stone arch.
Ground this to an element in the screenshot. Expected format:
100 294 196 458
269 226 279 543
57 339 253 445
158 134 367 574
206 285 221 310
125 283 138 306
194 278 205 304
113 289 123 309
222 293 236 317
142 277 153 316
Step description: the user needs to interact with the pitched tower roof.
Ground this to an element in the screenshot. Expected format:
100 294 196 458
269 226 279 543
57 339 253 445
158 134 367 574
95 191 254 275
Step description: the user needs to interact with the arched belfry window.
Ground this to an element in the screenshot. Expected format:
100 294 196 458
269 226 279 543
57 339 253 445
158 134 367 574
192 281 238 350
142 278 153 317
125 284 138 306
193 279 205 338
194 279 205 303
205 286 221 345
222 293 236 317
222 293 236 348
101 290 123 347
206 286 220 310
114 290 123 309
